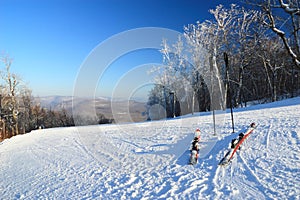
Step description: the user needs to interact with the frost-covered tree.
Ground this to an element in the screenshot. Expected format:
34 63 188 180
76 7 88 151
0 56 22 137
149 37 194 115
248 0 300 68
244 0 300 99
148 2 299 119
185 5 263 109
183 21 212 112
224 6 265 106
18 89 34 133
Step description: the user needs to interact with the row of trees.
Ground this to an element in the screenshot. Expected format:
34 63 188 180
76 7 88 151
147 1 300 117
0 57 113 141
0 57 74 140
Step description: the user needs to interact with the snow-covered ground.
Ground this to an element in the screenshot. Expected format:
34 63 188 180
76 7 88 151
1 97 299 199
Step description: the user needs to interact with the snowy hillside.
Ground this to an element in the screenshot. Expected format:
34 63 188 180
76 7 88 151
0 97 299 199
35 95 147 122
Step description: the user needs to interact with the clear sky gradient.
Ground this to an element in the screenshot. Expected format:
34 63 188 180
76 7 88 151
0 0 239 99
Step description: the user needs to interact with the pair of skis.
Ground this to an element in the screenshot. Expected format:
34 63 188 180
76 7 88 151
218 123 257 166
187 123 256 166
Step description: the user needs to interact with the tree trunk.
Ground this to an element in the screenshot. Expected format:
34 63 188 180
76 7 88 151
236 66 244 107
192 90 195 115
262 58 274 101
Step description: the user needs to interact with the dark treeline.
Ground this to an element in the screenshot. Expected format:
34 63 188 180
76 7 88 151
147 1 300 118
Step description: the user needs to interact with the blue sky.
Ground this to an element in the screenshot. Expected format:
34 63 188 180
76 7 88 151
0 0 239 99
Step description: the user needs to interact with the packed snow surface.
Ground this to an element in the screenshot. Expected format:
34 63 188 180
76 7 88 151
1 97 299 199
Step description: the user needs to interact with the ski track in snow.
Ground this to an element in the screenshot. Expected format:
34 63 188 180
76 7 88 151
264 123 272 152
0 97 300 199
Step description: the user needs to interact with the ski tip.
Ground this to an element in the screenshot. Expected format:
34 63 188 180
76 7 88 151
250 122 258 128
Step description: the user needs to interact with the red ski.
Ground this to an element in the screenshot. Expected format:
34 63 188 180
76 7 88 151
218 123 256 166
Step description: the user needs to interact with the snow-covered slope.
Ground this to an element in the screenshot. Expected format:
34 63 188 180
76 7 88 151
1 97 299 199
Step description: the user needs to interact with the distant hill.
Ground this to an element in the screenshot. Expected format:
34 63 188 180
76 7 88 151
35 96 148 123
